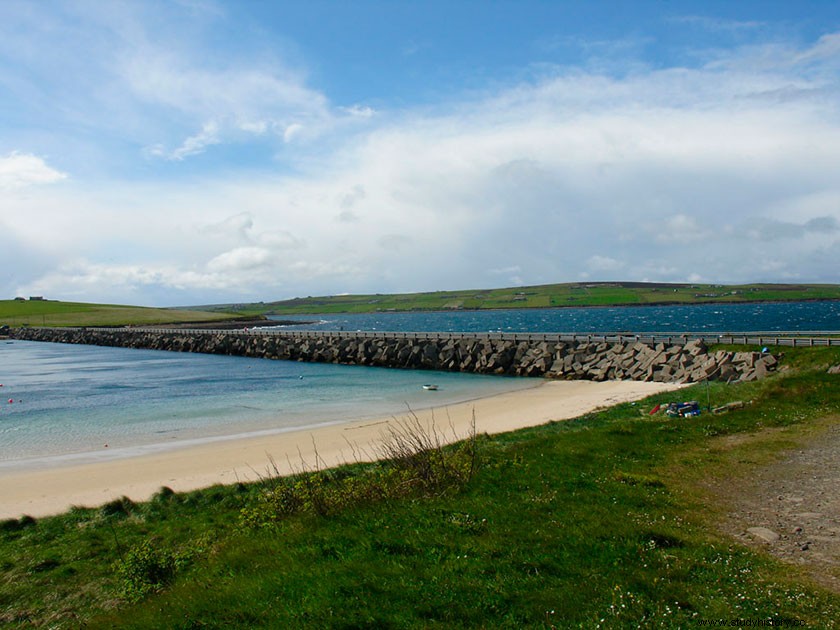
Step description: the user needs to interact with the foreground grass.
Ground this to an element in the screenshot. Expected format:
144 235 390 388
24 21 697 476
0 300 240 328
2 349 840 627
203 281 840 315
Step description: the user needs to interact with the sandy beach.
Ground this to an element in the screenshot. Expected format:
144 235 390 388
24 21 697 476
0 379 683 520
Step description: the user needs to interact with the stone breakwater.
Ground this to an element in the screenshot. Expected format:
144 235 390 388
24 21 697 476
11 327 779 384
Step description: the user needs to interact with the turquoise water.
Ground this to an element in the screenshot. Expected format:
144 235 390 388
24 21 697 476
0 341 534 471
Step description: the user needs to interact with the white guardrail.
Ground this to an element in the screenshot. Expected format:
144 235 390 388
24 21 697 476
67 327 840 347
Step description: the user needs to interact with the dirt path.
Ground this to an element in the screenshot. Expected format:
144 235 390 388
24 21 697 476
715 420 840 593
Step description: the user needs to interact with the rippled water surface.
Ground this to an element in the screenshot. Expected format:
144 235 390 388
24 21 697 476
269 301 840 333
0 341 533 470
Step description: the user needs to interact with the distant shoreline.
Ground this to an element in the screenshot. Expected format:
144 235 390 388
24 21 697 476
265 297 840 318
248 281 840 318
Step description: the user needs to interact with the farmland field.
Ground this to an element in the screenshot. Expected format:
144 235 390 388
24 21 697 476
0 300 238 328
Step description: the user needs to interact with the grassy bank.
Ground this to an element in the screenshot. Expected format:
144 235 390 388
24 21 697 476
0 300 241 328
203 281 840 316
2 348 840 627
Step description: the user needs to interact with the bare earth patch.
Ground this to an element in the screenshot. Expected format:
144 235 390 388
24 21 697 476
715 420 840 593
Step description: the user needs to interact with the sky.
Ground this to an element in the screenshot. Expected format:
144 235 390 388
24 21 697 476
2 1 840 307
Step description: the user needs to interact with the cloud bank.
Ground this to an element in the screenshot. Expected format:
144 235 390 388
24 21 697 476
0 152 67 190
2 3 839 305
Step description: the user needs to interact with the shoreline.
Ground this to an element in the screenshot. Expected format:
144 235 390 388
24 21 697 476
0 379 684 520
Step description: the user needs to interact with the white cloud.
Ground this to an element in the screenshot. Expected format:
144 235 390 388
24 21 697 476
744 216 839 241
238 120 268 134
207 246 273 272
113 27 377 159
122 56 327 123
200 212 255 241
5 16 840 304
256 230 305 250
0 152 67 190
340 105 376 118
652 215 710 243
668 15 765 33
0 1 361 166
795 32 840 67
283 123 304 143
168 121 221 160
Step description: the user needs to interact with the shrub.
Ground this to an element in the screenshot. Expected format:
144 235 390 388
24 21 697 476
115 540 177 601
374 413 478 491
99 496 135 518
152 486 176 503
0 515 36 533
114 532 214 601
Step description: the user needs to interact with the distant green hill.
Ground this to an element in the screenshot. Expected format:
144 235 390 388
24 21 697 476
201 282 840 316
5 282 838 327
0 299 241 328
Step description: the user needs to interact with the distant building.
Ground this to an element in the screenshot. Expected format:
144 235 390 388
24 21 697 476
29 296 45 301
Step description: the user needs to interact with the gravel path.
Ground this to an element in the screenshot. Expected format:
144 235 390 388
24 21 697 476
719 420 840 593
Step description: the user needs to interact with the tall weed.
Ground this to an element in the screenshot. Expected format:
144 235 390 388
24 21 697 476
241 411 478 528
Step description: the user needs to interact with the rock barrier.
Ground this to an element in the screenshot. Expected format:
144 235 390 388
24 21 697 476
11 327 779 384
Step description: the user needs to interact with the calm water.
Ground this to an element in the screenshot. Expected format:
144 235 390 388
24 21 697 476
269 301 840 333
0 341 534 471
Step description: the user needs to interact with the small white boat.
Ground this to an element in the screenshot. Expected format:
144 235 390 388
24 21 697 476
422 384 439 391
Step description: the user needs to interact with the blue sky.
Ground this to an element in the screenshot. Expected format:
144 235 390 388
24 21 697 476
2 1 840 306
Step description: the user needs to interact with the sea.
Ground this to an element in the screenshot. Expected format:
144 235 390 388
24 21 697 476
266 301 840 334
1 301 838 472
0 341 536 472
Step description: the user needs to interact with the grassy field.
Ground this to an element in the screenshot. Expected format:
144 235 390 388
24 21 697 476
0 300 240 328
204 282 840 316
2 346 839 627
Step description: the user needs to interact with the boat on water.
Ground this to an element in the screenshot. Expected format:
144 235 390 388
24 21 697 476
422 384 439 391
